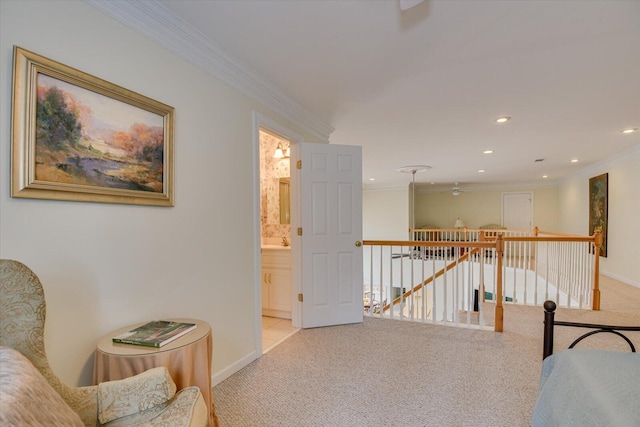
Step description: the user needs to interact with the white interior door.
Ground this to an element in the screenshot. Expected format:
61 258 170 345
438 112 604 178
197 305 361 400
502 192 533 230
299 143 363 328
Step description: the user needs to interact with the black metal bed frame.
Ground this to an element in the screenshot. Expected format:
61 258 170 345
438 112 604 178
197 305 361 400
542 300 640 360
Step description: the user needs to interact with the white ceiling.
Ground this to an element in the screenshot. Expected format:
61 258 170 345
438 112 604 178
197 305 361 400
157 1 639 190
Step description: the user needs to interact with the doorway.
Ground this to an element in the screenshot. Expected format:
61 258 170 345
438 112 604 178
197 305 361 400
253 114 364 354
255 116 301 354
261 316 298 353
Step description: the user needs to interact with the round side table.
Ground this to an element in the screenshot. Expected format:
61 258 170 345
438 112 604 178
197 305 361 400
93 318 217 426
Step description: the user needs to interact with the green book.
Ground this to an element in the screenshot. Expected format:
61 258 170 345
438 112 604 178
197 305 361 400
112 320 197 348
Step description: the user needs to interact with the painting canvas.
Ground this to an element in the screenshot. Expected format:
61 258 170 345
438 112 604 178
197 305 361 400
589 173 608 257
11 46 174 206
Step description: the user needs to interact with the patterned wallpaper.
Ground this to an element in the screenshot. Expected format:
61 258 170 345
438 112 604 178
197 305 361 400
260 130 291 240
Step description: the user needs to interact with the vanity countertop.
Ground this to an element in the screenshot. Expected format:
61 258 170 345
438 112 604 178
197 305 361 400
261 245 291 250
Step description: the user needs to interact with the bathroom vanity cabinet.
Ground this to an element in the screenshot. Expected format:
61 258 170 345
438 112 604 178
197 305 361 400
261 247 292 319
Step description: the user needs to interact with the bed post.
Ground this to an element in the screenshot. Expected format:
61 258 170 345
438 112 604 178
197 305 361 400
543 300 557 359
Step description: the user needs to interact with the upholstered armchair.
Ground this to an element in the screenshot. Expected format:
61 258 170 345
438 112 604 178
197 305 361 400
479 223 506 238
479 223 506 230
416 225 440 241
414 225 442 258
0 259 208 426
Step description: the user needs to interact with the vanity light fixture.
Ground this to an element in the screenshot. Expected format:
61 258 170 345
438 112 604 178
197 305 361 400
273 142 290 159
620 128 637 134
495 116 511 123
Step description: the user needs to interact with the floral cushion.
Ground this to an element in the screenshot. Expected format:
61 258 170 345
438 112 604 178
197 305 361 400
104 387 208 427
97 366 177 424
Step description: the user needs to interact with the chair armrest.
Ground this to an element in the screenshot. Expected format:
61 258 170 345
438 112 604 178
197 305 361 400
97 367 177 424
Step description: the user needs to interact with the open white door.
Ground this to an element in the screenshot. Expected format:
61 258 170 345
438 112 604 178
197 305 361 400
299 143 363 328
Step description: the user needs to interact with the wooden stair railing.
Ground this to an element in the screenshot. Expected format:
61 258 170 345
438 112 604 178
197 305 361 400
367 230 601 333
382 247 482 313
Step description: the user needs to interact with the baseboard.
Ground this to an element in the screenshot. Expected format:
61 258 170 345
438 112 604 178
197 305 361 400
212 350 257 387
601 271 640 289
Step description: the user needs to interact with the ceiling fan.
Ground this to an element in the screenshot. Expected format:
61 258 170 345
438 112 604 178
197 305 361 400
441 183 468 197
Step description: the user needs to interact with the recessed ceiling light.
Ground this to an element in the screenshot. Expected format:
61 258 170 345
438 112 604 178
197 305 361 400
478 169 486 173
620 128 637 134
483 150 494 154
369 178 375 181
542 175 548 179
571 159 579 163
495 116 511 123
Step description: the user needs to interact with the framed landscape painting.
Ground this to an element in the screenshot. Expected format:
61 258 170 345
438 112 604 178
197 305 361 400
11 46 174 206
589 173 608 257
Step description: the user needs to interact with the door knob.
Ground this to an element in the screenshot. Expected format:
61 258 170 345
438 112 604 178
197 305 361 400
355 241 362 247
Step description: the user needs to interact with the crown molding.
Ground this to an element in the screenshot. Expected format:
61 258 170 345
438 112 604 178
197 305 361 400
560 143 640 183
85 0 333 142
363 186 411 192
414 181 559 194
361 180 558 192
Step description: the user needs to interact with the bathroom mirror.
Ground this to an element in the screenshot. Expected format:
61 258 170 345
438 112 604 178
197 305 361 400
279 177 290 224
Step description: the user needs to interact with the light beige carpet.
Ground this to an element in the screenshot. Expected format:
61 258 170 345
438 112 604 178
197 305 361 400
213 276 640 426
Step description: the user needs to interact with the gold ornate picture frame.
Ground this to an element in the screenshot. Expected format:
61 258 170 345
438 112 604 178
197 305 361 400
11 46 174 206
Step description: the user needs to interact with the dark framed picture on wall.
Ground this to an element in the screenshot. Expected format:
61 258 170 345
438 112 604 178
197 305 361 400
589 173 608 257
11 46 174 206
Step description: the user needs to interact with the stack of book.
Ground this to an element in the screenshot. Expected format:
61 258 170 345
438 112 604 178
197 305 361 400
112 320 197 348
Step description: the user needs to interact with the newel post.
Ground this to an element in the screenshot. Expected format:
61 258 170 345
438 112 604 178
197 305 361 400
495 234 504 332
592 230 602 311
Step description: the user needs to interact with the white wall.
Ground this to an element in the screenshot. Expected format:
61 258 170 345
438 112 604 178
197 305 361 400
558 147 640 287
0 1 317 386
363 188 409 240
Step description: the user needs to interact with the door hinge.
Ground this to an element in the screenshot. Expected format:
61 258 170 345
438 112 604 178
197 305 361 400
297 227 302 236
297 160 302 169
298 293 303 302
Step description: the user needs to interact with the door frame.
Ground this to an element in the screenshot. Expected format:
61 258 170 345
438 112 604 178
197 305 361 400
252 112 304 355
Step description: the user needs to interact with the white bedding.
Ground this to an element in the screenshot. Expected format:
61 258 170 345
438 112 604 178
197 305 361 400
531 349 640 426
